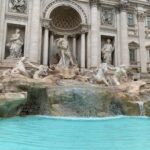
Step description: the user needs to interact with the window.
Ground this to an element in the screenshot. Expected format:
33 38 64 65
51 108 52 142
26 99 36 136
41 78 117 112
128 13 134 26
147 16 150 28
129 49 137 65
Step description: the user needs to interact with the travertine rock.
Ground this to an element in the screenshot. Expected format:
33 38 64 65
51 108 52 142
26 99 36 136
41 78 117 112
0 92 27 117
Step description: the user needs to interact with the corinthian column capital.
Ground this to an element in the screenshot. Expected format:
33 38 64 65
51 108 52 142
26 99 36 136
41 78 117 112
41 18 51 29
90 0 99 7
119 0 129 11
137 11 146 22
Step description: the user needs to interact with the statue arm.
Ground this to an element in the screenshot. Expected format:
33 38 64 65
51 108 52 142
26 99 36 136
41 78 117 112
10 34 20 41
112 45 115 52
101 45 106 53
26 61 39 69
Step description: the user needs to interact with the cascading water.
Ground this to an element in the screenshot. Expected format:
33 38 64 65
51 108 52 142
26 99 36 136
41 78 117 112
137 101 145 116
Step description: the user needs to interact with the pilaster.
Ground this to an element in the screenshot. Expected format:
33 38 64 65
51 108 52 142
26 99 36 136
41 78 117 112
137 11 147 73
28 0 41 63
90 0 100 68
0 0 6 61
81 32 86 69
119 0 129 67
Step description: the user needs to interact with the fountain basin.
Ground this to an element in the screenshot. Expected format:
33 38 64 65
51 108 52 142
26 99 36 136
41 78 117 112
0 116 150 150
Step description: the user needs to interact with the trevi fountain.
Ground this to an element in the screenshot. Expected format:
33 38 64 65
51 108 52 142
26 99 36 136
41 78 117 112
0 0 150 150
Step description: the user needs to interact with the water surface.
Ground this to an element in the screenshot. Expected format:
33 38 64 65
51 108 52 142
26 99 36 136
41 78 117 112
0 116 150 150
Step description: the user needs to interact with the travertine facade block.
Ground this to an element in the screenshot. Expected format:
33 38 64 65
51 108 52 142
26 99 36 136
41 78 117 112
0 0 150 73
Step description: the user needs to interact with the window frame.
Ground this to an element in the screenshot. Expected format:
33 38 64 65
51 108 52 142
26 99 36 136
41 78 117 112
129 48 137 65
128 13 135 27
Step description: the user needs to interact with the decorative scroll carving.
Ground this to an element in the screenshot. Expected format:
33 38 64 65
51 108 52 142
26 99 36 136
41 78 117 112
8 0 27 13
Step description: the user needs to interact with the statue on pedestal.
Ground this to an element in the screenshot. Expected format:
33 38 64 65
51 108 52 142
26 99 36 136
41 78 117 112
102 39 114 65
56 35 75 68
6 28 23 59
54 35 79 79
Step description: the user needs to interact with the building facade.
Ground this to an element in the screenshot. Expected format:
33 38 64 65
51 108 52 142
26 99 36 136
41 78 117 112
0 0 150 73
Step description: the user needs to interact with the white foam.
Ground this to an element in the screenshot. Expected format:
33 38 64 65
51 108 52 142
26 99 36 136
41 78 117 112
36 115 150 121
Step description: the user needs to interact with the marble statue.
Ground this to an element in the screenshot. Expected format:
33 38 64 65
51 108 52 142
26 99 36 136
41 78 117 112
26 61 50 79
25 60 50 79
114 65 128 82
56 35 75 68
102 39 114 64
2 57 50 80
9 0 27 13
11 57 29 77
94 63 128 86
101 9 113 26
6 28 23 59
93 63 110 86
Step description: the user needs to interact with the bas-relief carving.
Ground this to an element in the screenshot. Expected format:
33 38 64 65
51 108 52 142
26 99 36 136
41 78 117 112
101 8 114 26
8 0 27 13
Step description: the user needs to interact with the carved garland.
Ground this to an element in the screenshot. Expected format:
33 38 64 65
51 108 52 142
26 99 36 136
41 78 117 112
43 0 88 24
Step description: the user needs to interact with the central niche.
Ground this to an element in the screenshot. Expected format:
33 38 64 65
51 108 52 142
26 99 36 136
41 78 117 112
50 6 82 32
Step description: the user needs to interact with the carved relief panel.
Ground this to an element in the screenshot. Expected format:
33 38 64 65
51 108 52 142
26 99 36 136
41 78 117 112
8 0 27 13
101 8 115 26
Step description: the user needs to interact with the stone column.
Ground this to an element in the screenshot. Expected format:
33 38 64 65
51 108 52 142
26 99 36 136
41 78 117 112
81 33 86 68
43 28 49 65
28 0 41 63
116 9 121 66
90 0 100 68
49 33 54 65
120 1 129 67
73 36 76 59
138 12 147 73
0 0 6 61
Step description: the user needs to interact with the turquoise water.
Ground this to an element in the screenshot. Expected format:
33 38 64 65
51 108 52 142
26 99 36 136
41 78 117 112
0 116 150 150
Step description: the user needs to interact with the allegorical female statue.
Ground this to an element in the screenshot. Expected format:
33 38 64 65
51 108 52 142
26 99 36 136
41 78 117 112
56 35 75 68
102 39 114 64
6 28 24 59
